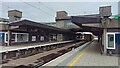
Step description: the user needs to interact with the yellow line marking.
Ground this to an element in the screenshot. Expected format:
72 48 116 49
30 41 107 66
69 47 88 68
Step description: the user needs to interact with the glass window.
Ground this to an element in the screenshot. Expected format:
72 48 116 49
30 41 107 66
6 34 8 41
17 33 28 42
11 34 16 42
107 33 115 49
5 34 16 43
5 33 29 43
108 34 114 48
40 36 44 41
32 36 36 41
64 20 75 28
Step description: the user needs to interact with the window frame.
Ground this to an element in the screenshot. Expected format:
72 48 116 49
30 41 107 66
106 32 115 49
5 32 29 43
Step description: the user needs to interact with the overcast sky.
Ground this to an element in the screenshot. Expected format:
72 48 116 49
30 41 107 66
1 1 119 22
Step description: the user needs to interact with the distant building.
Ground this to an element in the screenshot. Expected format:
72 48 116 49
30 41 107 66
55 11 80 29
0 18 9 23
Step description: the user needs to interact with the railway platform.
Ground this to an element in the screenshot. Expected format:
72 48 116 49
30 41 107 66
1 40 84 68
43 39 118 67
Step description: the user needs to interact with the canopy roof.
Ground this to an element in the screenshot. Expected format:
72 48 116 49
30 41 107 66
4 19 73 33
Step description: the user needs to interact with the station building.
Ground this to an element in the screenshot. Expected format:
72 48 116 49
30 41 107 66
0 10 75 46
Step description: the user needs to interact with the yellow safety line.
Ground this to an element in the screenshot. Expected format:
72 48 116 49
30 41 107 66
69 47 88 68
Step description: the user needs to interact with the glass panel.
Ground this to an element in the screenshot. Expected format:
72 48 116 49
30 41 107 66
11 34 15 42
17 33 28 42
6 34 8 41
32 36 36 41
108 34 114 48
40 36 44 41
5 33 28 43
5 34 16 42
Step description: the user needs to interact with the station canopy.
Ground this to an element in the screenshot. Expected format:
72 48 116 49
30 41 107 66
9 19 73 33
71 16 101 24
71 16 102 36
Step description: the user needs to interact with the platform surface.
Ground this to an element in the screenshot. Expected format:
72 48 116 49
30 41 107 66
0 40 72 53
1 41 80 67
43 40 118 66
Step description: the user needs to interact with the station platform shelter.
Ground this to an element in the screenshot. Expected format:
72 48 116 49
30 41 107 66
43 40 118 67
0 19 75 46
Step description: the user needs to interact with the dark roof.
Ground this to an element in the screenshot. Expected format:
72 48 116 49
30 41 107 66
9 19 73 33
55 14 100 21
71 16 101 24
76 14 100 18
55 16 71 21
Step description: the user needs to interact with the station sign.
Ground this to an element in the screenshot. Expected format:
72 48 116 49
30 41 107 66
99 6 112 17
114 15 119 21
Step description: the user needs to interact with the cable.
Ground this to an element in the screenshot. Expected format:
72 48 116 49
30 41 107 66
37 1 55 12
3 2 56 22
21 1 55 17
2 4 46 22
2 4 11 10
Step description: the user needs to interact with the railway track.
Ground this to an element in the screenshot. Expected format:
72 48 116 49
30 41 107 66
2 41 87 68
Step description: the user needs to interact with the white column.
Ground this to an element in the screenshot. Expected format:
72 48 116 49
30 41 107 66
15 33 17 42
102 18 110 54
103 28 107 54
7 30 11 46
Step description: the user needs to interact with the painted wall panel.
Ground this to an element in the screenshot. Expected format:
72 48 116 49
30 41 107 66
115 34 120 45
0 33 5 45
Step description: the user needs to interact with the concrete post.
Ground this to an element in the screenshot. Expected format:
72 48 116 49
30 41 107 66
3 54 6 60
16 51 20 57
102 18 110 54
103 28 107 54
7 30 11 46
99 6 112 54
100 31 104 54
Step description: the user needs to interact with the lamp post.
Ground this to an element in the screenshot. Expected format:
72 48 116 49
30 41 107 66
99 6 112 55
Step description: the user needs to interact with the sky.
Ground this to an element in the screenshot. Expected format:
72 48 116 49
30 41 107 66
1 0 119 22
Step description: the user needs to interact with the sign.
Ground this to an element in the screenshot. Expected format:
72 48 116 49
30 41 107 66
114 15 119 21
10 26 19 29
99 6 112 17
